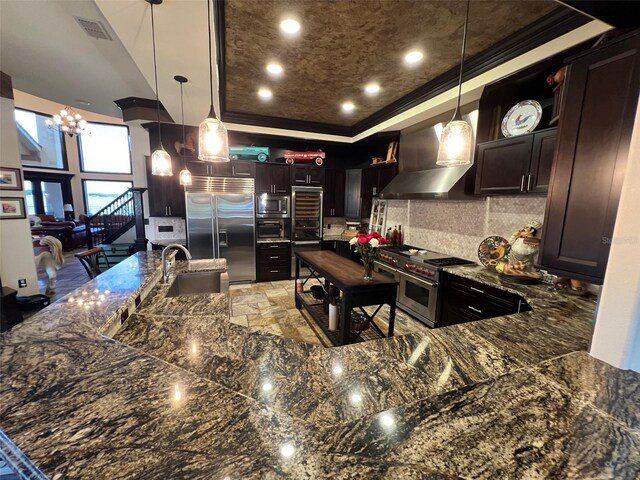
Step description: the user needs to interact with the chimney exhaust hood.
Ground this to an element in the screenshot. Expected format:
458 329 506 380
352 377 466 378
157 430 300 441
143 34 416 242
380 108 478 200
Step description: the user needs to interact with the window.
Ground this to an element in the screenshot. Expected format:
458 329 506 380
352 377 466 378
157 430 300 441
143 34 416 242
23 173 73 219
15 108 67 170
83 180 132 215
78 123 132 174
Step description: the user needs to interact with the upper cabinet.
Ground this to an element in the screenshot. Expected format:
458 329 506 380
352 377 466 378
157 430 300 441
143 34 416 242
539 33 640 284
475 128 556 195
360 163 398 218
255 163 290 195
323 169 345 217
291 164 324 186
145 156 185 218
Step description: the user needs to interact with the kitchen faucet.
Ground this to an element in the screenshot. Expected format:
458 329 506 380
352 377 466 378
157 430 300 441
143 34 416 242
161 244 192 283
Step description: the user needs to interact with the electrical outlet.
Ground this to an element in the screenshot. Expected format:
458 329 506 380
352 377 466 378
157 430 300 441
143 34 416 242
18 279 27 288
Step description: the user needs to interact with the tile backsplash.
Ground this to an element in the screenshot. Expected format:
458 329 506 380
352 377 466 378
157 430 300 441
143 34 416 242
145 217 186 243
385 196 547 262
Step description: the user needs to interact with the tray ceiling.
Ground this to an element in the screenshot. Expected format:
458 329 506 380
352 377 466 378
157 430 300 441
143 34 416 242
223 0 560 128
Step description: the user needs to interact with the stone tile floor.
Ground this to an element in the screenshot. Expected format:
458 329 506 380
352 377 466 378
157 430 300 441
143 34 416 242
229 279 429 347
27 252 430 346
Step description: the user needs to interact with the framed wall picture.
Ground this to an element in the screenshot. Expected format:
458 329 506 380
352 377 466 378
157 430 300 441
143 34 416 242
0 197 26 219
0 167 23 191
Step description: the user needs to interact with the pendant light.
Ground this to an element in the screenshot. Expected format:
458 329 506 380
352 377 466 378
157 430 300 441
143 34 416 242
147 0 172 176
198 0 229 162
175 75 193 186
436 0 473 167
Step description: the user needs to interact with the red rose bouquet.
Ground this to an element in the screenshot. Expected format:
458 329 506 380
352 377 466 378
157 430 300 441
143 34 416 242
349 231 390 280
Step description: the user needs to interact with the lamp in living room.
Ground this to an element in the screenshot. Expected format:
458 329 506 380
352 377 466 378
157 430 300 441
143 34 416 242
44 107 87 137
198 0 229 163
63 203 74 222
146 0 172 176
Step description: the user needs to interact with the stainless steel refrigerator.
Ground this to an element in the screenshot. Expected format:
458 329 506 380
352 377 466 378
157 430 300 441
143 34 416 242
186 176 255 283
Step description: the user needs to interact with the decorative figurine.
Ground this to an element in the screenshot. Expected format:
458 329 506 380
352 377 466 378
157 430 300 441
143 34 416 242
507 221 542 269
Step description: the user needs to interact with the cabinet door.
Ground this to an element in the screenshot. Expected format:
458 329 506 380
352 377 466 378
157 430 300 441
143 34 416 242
344 169 362 218
307 166 324 186
333 169 345 217
146 155 168 217
475 136 533 195
323 169 335 216
361 168 378 219
529 129 557 194
270 164 291 194
186 160 209 176
292 165 308 185
168 184 185 218
540 35 640 283
211 162 232 177
254 163 272 194
230 160 255 178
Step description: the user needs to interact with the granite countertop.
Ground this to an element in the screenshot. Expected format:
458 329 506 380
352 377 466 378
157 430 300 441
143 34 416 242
1 252 639 478
323 233 354 241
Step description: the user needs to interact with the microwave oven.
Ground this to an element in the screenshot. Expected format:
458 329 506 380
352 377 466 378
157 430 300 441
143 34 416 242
256 194 290 218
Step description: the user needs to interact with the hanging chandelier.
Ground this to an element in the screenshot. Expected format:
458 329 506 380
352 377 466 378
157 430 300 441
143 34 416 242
436 0 473 167
198 0 229 162
44 107 87 137
147 0 172 176
175 75 193 186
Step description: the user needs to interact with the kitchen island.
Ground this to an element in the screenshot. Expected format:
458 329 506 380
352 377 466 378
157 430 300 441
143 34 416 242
1 251 639 478
295 250 398 346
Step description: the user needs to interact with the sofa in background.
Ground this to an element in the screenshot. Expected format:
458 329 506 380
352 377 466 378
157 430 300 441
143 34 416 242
30 215 87 251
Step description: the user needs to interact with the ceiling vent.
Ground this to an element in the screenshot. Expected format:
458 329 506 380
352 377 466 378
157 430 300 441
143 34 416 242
74 17 113 41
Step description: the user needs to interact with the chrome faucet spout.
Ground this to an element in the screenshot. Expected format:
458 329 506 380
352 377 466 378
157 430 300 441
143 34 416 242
161 244 192 283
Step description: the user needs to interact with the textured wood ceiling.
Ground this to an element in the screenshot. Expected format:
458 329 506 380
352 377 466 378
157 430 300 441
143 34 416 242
224 0 560 127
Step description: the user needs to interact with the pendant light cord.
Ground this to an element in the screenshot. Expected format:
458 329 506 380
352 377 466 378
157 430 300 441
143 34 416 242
455 0 470 114
180 81 186 168
206 0 216 118
150 2 163 147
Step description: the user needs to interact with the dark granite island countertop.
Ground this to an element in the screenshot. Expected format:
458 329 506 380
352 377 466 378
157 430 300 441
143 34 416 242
1 252 639 479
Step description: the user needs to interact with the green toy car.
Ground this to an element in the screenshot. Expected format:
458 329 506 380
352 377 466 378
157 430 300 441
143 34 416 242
229 146 270 162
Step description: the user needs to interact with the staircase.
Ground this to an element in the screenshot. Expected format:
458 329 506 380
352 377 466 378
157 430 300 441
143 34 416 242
85 188 147 258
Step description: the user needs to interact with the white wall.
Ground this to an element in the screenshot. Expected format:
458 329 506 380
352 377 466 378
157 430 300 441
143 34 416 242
0 94 39 294
590 95 640 372
13 90 148 217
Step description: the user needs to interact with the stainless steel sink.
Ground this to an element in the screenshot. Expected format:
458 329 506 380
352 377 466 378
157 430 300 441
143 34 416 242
165 271 229 297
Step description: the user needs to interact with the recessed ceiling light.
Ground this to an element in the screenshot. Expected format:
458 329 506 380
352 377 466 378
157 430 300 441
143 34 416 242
341 101 355 113
364 83 380 95
404 50 424 64
266 63 283 76
258 87 273 100
280 18 300 35
75 99 91 106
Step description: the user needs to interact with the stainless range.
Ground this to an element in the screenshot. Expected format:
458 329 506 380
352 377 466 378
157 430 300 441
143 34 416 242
374 245 474 327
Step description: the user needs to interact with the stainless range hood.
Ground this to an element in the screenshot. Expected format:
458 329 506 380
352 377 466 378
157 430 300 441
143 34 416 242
380 107 478 200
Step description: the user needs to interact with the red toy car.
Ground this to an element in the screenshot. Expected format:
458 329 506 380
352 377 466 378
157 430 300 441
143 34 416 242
284 150 325 165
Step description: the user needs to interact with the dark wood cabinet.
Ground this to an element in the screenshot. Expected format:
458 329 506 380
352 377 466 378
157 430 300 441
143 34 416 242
361 164 398 219
256 242 291 281
145 156 185 217
256 163 290 195
292 165 325 186
323 169 345 217
540 33 640 284
475 128 556 196
439 273 530 327
529 128 557 193
230 160 255 178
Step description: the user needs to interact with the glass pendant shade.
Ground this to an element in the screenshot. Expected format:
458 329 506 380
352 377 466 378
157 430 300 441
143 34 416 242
198 114 229 162
151 147 173 176
179 168 193 186
436 118 473 166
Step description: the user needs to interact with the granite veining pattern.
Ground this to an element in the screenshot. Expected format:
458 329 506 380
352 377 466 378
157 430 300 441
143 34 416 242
1 251 638 478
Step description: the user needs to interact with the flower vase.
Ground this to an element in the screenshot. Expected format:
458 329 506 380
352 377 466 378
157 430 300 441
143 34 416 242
363 261 374 281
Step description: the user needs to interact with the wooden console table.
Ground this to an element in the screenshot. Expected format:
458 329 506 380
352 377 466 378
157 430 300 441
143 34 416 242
295 250 398 346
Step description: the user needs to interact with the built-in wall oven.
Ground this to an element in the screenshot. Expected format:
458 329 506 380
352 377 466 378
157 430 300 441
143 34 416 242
257 218 291 241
